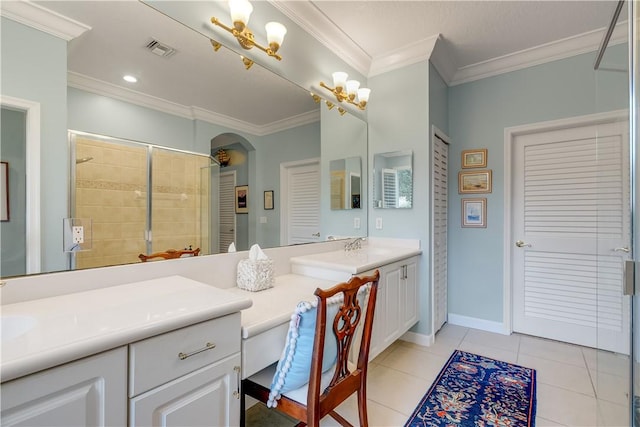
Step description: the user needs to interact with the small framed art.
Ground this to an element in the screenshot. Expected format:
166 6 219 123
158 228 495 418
235 185 248 214
264 190 274 210
461 148 487 169
462 198 486 228
458 170 492 194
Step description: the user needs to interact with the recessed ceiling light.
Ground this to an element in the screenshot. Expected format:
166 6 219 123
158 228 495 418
123 75 137 83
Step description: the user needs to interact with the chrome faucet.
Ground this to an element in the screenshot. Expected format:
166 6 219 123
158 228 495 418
344 237 366 252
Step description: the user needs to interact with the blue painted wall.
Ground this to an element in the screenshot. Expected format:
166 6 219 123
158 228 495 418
368 60 432 335
1 108 27 277
1 18 68 273
447 44 629 323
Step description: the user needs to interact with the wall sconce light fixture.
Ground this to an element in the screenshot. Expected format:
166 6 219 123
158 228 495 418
210 39 255 70
216 148 230 167
320 72 371 111
210 0 287 61
311 94 347 116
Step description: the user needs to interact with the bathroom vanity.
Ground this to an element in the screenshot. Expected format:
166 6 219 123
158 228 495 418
0 240 421 426
0 276 252 427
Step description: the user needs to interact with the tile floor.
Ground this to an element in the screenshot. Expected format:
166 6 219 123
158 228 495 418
246 323 632 426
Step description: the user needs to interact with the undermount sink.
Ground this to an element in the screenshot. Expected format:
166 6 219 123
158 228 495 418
2 315 37 341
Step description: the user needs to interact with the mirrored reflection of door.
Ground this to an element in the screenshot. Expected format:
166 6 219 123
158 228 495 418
71 133 148 269
219 171 236 252
150 147 212 255
281 158 320 245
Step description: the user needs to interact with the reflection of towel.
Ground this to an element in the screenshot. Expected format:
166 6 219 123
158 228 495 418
228 242 236 253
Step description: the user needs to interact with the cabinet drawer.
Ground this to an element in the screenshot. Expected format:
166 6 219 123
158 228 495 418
129 313 240 397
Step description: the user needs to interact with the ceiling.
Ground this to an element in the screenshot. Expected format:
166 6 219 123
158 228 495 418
17 1 627 131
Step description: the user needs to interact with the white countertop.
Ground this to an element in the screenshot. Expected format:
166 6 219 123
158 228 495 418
0 276 252 382
226 274 336 339
289 245 422 274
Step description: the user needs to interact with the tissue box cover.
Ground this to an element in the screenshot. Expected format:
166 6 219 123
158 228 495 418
237 259 275 291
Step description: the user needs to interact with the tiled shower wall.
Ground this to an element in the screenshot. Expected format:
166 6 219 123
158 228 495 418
74 136 211 269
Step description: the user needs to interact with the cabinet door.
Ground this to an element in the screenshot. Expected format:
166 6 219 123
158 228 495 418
369 275 386 360
402 259 418 330
382 263 403 348
131 353 241 427
1 347 127 427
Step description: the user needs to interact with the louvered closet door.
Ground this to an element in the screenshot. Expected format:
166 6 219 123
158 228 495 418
433 135 448 333
219 172 236 252
512 120 630 354
284 161 320 244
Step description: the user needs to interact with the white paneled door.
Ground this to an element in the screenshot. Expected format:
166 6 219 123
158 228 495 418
511 115 630 354
432 132 449 334
280 159 320 245
219 171 236 253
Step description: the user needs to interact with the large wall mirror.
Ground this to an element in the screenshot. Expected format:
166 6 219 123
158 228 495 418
0 1 367 278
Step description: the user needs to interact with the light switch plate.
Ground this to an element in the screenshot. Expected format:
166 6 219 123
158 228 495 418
375 217 383 229
354 217 361 229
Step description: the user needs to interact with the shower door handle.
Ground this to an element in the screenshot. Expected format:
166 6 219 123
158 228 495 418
624 260 636 296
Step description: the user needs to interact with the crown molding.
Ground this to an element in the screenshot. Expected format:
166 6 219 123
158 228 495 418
450 21 628 86
269 0 371 77
68 72 317 136
0 0 90 41
369 34 439 77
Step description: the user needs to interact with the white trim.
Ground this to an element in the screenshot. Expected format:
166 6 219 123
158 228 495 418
269 1 371 77
451 21 628 86
369 35 439 78
0 95 41 274
279 157 320 246
0 0 90 41
68 72 319 136
400 331 434 347
503 109 629 338
447 313 508 335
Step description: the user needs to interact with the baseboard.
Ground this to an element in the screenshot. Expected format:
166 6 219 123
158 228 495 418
400 330 434 347
447 313 508 335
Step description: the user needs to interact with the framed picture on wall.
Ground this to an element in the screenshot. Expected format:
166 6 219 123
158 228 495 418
461 148 488 168
264 190 274 210
235 185 248 214
1 162 8 221
458 170 492 194
461 198 486 228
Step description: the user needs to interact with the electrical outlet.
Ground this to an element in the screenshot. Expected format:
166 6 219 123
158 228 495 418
354 217 361 229
375 217 383 230
260 216 267 224
72 226 84 244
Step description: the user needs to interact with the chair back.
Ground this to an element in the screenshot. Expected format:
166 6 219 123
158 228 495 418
307 270 380 424
138 247 200 262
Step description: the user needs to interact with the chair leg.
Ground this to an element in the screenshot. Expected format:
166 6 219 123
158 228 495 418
357 386 368 427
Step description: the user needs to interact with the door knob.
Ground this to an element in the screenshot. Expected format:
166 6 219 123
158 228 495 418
515 240 532 248
613 247 630 253
312 232 320 237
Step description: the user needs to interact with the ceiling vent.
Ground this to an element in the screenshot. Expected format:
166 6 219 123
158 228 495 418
145 39 176 58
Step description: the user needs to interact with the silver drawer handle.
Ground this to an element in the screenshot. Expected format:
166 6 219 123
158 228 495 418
178 342 216 360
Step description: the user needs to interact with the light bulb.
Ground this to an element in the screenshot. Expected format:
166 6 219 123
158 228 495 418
346 80 360 97
229 0 253 30
265 22 287 51
357 88 371 103
332 72 348 91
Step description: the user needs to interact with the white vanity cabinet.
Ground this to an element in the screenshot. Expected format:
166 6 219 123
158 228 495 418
370 256 419 359
0 347 128 427
129 314 242 427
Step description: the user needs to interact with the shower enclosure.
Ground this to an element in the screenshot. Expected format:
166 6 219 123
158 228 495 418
69 131 219 269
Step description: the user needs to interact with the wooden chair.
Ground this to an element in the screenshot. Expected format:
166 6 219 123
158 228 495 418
242 270 380 427
138 247 200 262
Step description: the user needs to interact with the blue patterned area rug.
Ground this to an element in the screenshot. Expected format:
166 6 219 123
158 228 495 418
405 350 536 427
